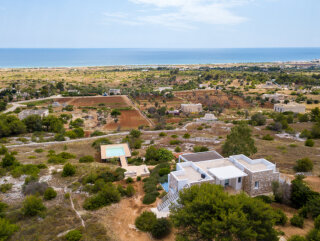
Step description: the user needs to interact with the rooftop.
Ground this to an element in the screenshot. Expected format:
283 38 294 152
208 166 247 180
236 158 269 172
175 166 203 182
180 151 223 163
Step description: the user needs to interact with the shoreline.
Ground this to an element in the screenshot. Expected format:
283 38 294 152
0 59 319 70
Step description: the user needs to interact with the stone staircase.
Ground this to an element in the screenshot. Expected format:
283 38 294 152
157 191 179 212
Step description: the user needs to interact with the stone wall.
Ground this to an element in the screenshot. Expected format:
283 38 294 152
169 173 179 193
242 170 279 197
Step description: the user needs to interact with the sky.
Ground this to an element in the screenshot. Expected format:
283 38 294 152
0 0 319 48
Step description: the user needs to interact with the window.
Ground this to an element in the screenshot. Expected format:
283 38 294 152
255 181 259 189
238 177 242 183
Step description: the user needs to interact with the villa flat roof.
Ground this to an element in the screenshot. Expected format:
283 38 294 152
208 166 247 180
180 151 223 163
195 158 234 171
175 166 203 182
236 158 269 172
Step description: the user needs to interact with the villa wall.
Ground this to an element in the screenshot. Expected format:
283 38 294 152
243 170 279 196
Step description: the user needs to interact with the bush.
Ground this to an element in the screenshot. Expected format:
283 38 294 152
143 193 157 204
1 153 16 168
126 177 133 184
294 158 313 172
290 214 304 228
83 183 120 210
250 113 266 126
21 195 46 217
65 230 82 241
183 133 190 139
262 134 274 141
159 132 167 137
0 184 12 193
169 139 181 145
79 155 94 163
44 187 57 200
92 138 112 150
274 209 288 226
305 139 315 147
136 176 141 181
0 145 8 155
314 215 320 229
193 146 209 152
254 195 272 204
62 163 76 177
0 218 18 240
126 184 135 197
48 155 66 164
159 168 170 176
174 146 182 152
23 181 48 195
151 218 172 239
306 229 320 241
135 211 157 232
288 235 307 241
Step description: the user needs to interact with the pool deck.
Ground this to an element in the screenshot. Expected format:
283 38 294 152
100 143 131 160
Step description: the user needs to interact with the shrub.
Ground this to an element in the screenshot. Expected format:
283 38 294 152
126 177 133 184
79 155 94 163
92 138 112 150
306 229 320 241
174 146 182 152
169 139 181 145
193 146 209 152
21 195 46 217
0 184 12 193
1 153 16 168
294 158 313 172
126 184 135 197
136 176 141 181
83 183 120 210
262 134 274 141
288 235 307 241
90 130 106 137
0 145 8 155
159 168 170 176
135 211 157 232
23 181 48 196
44 187 57 200
62 163 76 177
254 195 272 204
314 215 320 229
65 230 82 241
0 218 18 240
183 133 190 139
274 209 288 226
151 218 172 239
305 139 314 147
159 132 167 137
290 214 304 228
143 193 157 204
47 155 66 164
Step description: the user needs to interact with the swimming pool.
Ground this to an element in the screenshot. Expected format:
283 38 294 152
106 146 126 158
160 182 169 192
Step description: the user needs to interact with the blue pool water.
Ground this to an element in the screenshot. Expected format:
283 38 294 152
106 147 125 158
161 182 169 192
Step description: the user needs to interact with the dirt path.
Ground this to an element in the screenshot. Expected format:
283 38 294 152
101 182 175 241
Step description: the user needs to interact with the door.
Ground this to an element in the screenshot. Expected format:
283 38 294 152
225 179 230 187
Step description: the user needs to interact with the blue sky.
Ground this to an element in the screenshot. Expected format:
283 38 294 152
0 0 319 48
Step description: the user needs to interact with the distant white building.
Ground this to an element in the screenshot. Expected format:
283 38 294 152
262 93 286 102
109 89 121 95
274 103 306 114
200 113 217 121
199 84 210 89
18 109 49 120
181 103 202 113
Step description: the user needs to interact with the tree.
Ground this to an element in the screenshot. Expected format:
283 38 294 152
294 158 313 172
170 183 278 241
111 109 121 118
21 195 46 216
222 124 257 156
250 113 266 126
1 153 16 168
135 211 157 232
130 129 141 138
305 139 315 147
62 163 76 177
287 235 306 241
151 218 172 239
0 101 7 112
23 114 42 132
156 148 174 162
0 218 18 240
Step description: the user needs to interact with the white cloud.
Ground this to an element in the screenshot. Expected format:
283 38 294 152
104 0 253 29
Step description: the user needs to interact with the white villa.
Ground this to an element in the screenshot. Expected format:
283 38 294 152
181 103 203 113
154 151 279 215
109 89 121 95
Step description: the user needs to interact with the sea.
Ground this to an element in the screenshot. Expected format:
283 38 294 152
0 48 319 68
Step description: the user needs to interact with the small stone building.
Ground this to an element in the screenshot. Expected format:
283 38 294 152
274 103 306 114
109 89 121 95
18 109 49 120
181 103 202 113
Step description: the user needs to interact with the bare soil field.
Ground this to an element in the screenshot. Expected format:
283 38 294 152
174 90 253 109
55 96 131 108
136 96 186 111
104 109 151 131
